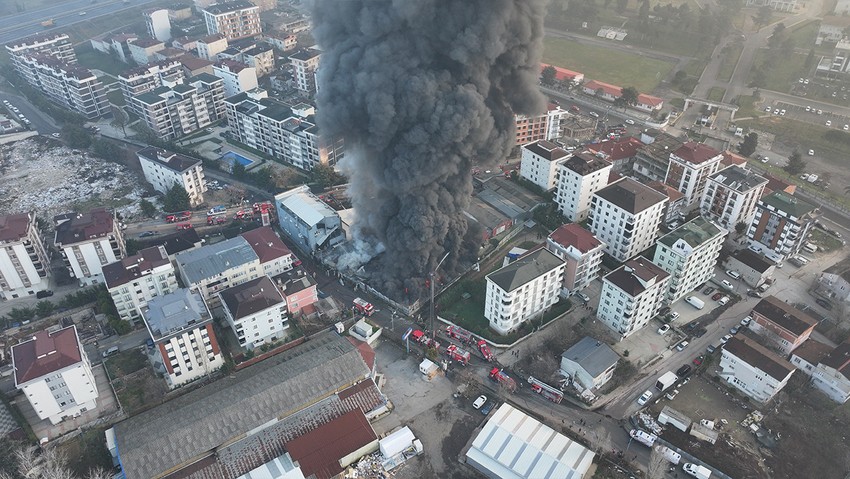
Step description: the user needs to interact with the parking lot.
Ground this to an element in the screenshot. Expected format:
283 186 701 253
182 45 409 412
764 100 850 130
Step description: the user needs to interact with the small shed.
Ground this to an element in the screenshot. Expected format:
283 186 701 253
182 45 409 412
658 406 692 432
690 423 719 444
380 427 416 458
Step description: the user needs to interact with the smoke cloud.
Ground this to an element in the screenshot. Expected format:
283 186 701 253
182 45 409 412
311 0 548 298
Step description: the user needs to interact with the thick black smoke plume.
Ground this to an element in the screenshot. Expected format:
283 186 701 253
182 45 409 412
312 0 548 298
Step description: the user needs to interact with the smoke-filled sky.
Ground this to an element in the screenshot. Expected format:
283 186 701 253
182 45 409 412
311 0 548 298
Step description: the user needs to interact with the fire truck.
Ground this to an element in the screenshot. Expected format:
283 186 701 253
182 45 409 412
477 340 495 362
445 345 470 365
410 330 441 351
352 298 375 316
233 210 250 220
488 368 517 392
176 223 193 230
207 216 226 225
165 211 192 223
445 325 474 345
253 202 274 225
528 376 563 404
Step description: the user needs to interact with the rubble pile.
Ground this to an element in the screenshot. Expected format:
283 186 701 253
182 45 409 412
347 452 393 478
0 139 146 218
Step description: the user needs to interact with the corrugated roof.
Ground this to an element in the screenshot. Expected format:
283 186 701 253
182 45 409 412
278 188 336 227
561 336 619 377
285 410 377 479
175 236 258 284
487 248 564 292
723 336 795 381
11 326 82 385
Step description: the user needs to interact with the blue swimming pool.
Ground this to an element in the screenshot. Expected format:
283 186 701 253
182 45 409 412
221 151 255 168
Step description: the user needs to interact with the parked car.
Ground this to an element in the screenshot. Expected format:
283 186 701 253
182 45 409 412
707 344 717 353
102 346 119 358
747 290 762 298
702 286 715 295
721 334 733 344
576 292 591 304
665 389 680 400
731 326 741 335
473 395 487 409
816 298 834 310
676 364 692 377
717 296 730 306
670 311 680 320
637 390 653 406
625 118 635 125
725 270 741 280
693 355 705 366
658 324 671 335
480 401 496 415
139 231 157 238
711 292 724 301
720 280 734 290
35 290 53 299
676 341 689 351
741 315 752 327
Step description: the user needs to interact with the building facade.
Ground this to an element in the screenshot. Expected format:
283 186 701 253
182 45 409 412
0 213 50 300
137 147 207 206
196 33 228 60
545 223 605 297
16 55 108 119
271 268 318 315
275 185 344 253
749 296 818 354
242 44 275 77
54 209 126 286
103 246 178 323
118 60 186 116
144 9 172 42
724 249 776 288
6 32 76 72
559 336 619 391
747 191 818 261
597 257 670 339
12 326 98 425
514 103 566 145
519 140 568 192
719 337 795 403
241 226 293 278
134 73 225 140
812 342 850 403
554 151 613 222
484 248 565 335
700 165 767 232
128 38 166 65
289 48 321 94
212 59 258 97
202 0 262 40
588 178 668 262
653 217 726 303
175 236 261 303
664 142 724 209
220 275 289 350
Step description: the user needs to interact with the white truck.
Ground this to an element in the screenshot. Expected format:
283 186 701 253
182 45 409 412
686 295 705 310
682 463 712 479
655 371 678 392
629 429 657 447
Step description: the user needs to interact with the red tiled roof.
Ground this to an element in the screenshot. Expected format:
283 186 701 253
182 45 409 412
584 79 621 97
637 93 664 107
721 150 748 167
285 410 377 479
548 223 602 254
0 213 31 243
347 337 375 371
12 326 83 385
647 181 685 201
588 137 642 161
540 63 583 81
753 296 818 336
241 226 291 263
673 142 722 165
762 173 795 195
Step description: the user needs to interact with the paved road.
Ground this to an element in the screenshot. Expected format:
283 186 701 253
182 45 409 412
0 91 59 135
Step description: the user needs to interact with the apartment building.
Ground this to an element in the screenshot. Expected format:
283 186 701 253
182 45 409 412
720 336 795 403
134 73 225 140
265 32 297 52
242 44 275 77
142 289 224 389
90 33 137 63
631 131 684 183
16 55 108 119
484 248 565 335
664 142 724 209
241 226 293 277
289 48 321 94
128 37 166 65
220 275 288 350
212 59 258 97
11 325 98 425
178 54 215 77
554 151 613 222
745 0 798 12
271 268 318 315
647 181 686 226
103 246 178 323
225 89 344 171
54 209 126 286
137 147 206 206
749 296 818 354
546 223 605 297
275 185 344 254
588 178 668 262
811 342 850 403
747 191 818 261
653 216 726 303
175 236 262 303
203 0 262 40
700 165 767 232
559 336 620 391
598 257 670 340
0 213 50 300
519 140 568 192
196 33 228 60
119 59 186 116
6 32 76 72
514 103 566 146
144 8 171 42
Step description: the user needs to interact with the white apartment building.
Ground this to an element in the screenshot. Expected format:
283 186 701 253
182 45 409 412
196 33 228 60
664 142 724 209
225 89 344 171
54 209 126 286
103 246 178 323
811 342 850 403
134 73 225 140
597 257 670 340
6 32 76 72
212 59 258 97
0 213 50 300
219 275 289 350
137 147 206 206
515 103 567 146
588 178 668 262
289 48 321 94
700 165 767 232
242 44 275 77
519 140 568 192
546 223 605 297
484 248 565 335
12 326 98 425
554 151 613 222
203 0 261 40
128 37 166 65
118 60 186 116
747 191 818 261
720 336 795 403
142 289 224 389
265 32 297 52
653 216 726 303
144 9 172 42
16 55 109 119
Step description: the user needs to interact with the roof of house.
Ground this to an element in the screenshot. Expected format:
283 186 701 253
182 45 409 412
646 181 685 202
11 326 82 385
285 410 377 479
583 79 622 97
637 92 664 107
762 172 795 196
672 142 722 165
561 151 612 176
140 228 202 256
137 146 201 173
524 140 568 161
289 48 321 62
730 249 775 273
199 33 227 44
272 268 317 296
178 54 214 71
540 63 583 81
215 58 250 73
604 257 669 296
143 289 211 341
240 226 291 263
175 236 258 284
723 336 795 381
791 339 834 366
594 177 668 214
759 191 817 218
587 137 643 162
752 296 818 336
53 209 115 246
219 276 285 320
103 246 170 289
113 331 369 479
0 213 31 243
721 150 749 168
819 342 850 379
708 165 767 192
657 216 724 250
561 336 619 377
204 0 258 14
486 247 565 292
346 337 375 372
276 186 337 228
6 31 69 49
131 37 164 49
548 223 603 254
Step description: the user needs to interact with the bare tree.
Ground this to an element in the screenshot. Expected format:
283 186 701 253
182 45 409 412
647 446 668 479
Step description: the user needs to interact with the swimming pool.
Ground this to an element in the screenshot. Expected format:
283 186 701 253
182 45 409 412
221 151 255 168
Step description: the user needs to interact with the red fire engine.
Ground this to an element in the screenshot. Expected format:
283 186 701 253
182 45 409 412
445 325 474 345
352 297 375 316
489 368 517 392
445 345 470 365
165 211 192 223
477 340 495 362
411 330 441 351
528 376 563 404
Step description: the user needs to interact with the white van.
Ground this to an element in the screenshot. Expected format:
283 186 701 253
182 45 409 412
102 346 119 358
686 296 705 310
803 243 818 253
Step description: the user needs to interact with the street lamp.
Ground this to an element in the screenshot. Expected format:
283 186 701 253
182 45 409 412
430 251 450 340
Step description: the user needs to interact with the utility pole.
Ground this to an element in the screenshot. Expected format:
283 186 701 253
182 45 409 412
430 252 450 341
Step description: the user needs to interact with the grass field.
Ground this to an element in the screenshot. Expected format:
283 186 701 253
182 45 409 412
75 48 129 76
733 94 762 119
788 20 820 49
543 37 675 93
738 116 849 167
716 44 743 82
750 50 808 92
707 87 726 102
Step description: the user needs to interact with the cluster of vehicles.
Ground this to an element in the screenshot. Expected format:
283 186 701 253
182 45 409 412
3 100 30 127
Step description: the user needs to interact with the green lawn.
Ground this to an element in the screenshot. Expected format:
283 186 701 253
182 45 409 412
749 50 808 92
738 117 849 168
716 44 743 82
707 87 726 103
104 349 147 378
733 94 762 120
543 37 675 93
75 48 130 76
107 89 125 106
788 20 820 48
